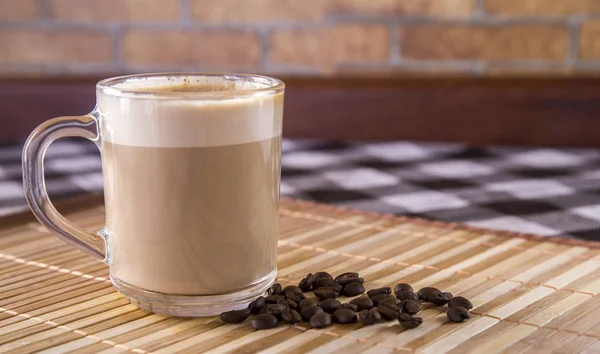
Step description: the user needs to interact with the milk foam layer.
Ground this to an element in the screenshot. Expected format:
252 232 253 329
97 77 284 148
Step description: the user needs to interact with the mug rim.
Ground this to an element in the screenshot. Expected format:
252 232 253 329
97 72 285 99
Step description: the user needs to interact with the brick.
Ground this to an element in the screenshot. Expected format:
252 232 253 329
0 30 112 65
401 25 568 61
50 0 180 21
270 25 389 71
122 30 260 68
191 0 328 22
191 0 473 23
334 0 474 17
0 0 37 20
580 21 600 59
485 0 600 15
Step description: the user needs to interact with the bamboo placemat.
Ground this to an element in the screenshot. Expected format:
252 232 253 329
2 196 600 353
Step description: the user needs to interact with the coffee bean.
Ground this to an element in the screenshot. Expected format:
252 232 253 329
399 313 423 329
396 290 419 302
430 292 453 306
359 308 381 326
265 295 286 304
350 296 374 310
314 277 341 290
265 304 287 317
301 305 324 320
447 306 471 323
319 298 342 313
248 296 266 315
268 283 283 295
282 285 303 294
284 299 298 310
417 287 453 305
252 314 279 330
219 308 250 323
281 309 302 324
417 287 439 300
335 272 364 286
394 283 414 295
402 299 422 315
285 289 306 303
367 287 392 298
448 296 473 310
314 287 340 300
379 296 400 306
314 271 333 280
298 298 319 310
341 303 358 312
343 282 365 297
371 294 397 306
377 302 401 321
335 272 358 286
332 308 358 324
299 273 315 292
310 312 332 329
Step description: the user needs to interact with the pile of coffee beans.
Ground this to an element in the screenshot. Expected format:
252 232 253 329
219 271 472 330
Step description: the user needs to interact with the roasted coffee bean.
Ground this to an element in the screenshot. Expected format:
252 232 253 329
265 295 286 304
281 309 302 324
359 308 382 326
350 296 374 310
219 309 250 323
282 285 303 294
394 283 414 295
448 296 473 310
299 273 315 292
399 313 423 329
268 283 283 295
447 306 471 323
335 272 358 282
332 308 358 324
248 296 266 315
335 272 364 286
298 298 319 310
341 303 358 312
367 287 392 298
377 302 401 321
314 271 333 280
310 312 332 328
301 305 324 320
417 287 439 300
343 282 365 297
430 292 453 306
396 290 419 302
284 299 298 310
285 289 306 303
418 287 453 306
314 287 340 300
402 300 422 315
319 298 342 313
371 294 397 306
314 277 340 290
252 314 279 330
265 304 287 317
379 296 400 306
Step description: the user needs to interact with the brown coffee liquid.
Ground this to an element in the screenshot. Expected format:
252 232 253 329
103 136 281 295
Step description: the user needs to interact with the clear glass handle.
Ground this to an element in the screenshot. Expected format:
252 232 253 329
22 114 107 262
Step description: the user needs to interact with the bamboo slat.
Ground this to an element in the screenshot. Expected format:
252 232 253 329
0 196 599 353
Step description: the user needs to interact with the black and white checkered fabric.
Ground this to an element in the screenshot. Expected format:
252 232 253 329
3 139 600 241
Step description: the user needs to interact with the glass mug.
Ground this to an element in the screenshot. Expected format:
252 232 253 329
22 73 284 316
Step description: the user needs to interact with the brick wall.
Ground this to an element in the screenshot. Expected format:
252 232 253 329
1 0 599 76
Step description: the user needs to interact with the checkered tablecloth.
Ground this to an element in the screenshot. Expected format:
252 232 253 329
4 139 600 241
